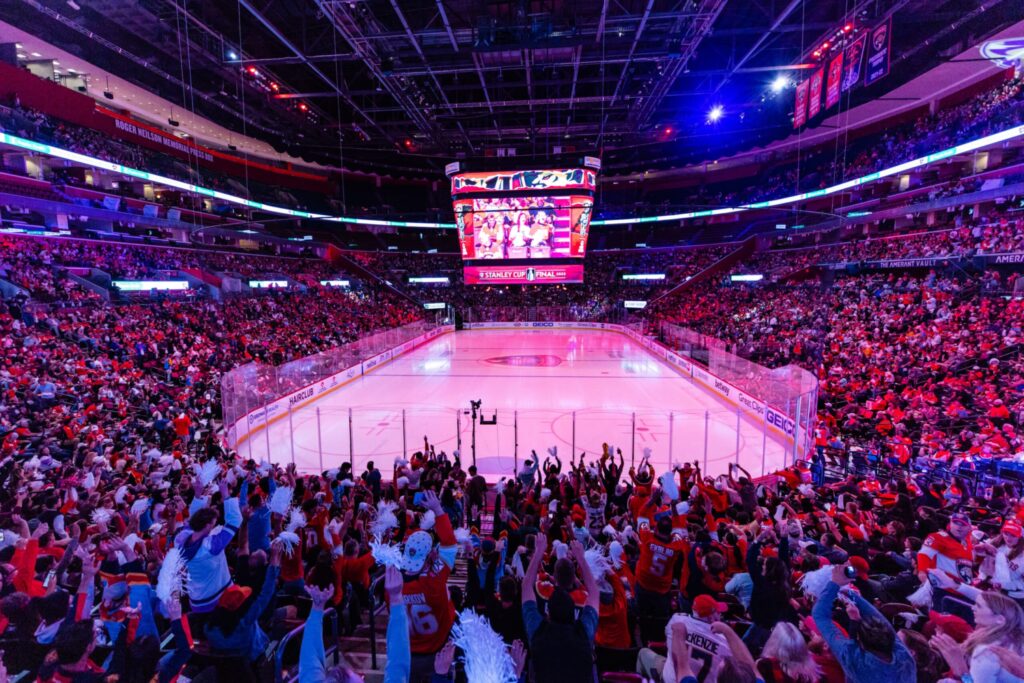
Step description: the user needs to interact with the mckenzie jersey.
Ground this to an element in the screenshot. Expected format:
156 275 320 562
636 526 688 594
402 513 458 654
918 530 974 583
662 614 733 683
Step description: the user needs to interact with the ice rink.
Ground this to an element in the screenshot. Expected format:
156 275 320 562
242 328 793 480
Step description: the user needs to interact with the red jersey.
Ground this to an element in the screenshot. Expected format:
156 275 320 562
636 526 689 594
402 513 457 654
918 530 974 583
596 574 630 649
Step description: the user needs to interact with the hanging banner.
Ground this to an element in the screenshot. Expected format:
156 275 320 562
842 34 867 92
865 17 892 85
826 53 844 109
807 67 825 119
793 79 809 128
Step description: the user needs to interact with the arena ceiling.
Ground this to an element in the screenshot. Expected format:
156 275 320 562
3 0 1020 177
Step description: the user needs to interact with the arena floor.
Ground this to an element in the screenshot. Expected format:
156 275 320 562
245 328 793 481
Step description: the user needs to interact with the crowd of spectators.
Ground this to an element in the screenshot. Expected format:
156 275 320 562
1 67 1024 683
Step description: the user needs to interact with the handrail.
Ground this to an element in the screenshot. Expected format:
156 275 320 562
274 606 339 683
366 570 388 670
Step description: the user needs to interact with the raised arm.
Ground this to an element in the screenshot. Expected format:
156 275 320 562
521 533 546 604
570 540 600 614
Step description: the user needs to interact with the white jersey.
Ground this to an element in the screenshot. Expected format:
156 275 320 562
662 614 733 683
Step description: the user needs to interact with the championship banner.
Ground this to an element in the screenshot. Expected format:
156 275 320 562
865 17 892 85
793 79 809 128
826 53 844 109
463 264 584 285
842 34 867 92
807 68 825 119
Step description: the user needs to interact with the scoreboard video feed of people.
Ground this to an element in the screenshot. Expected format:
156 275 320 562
452 168 596 285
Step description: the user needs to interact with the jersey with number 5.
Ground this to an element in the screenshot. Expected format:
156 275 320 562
636 526 688 594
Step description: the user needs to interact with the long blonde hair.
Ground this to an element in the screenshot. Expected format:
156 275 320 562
965 591 1024 658
761 622 822 683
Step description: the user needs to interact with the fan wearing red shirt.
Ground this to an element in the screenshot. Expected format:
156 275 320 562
635 512 689 635
918 512 975 586
400 491 458 681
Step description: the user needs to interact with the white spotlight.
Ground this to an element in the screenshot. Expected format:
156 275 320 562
770 75 790 93
707 105 724 123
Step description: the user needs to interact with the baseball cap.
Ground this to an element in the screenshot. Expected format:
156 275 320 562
925 610 973 643
402 530 433 574
950 512 971 525
1002 520 1023 538
218 584 252 612
849 556 870 580
692 594 727 619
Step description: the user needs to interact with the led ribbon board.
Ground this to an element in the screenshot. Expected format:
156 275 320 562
3 123 1024 229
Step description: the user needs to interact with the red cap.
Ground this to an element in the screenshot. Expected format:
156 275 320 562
1002 520 1023 538
849 556 870 579
926 610 973 643
217 584 252 612
692 594 727 618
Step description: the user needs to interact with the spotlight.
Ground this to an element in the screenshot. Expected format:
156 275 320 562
770 75 790 93
103 91 114 100
843 23 853 32
707 105 723 123
168 117 179 127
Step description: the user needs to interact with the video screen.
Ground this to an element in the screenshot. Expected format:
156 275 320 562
451 168 596 195
454 195 593 260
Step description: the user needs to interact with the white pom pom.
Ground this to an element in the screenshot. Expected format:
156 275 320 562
659 471 679 500
268 486 293 516
194 460 220 488
286 508 306 533
585 547 612 581
370 501 399 537
547 446 557 458
123 533 143 550
83 472 96 490
451 610 518 683
156 547 187 603
675 501 690 516
454 527 471 544
131 498 150 517
397 476 409 489
420 510 436 531
370 536 404 569
91 508 112 527
540 488 552 501
907 579 934 608
642 447 652 461
258 459 272 475
276 531 300 556
114 485 129 505
609 541 625 570
602 524 617 539
799 567 835 601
